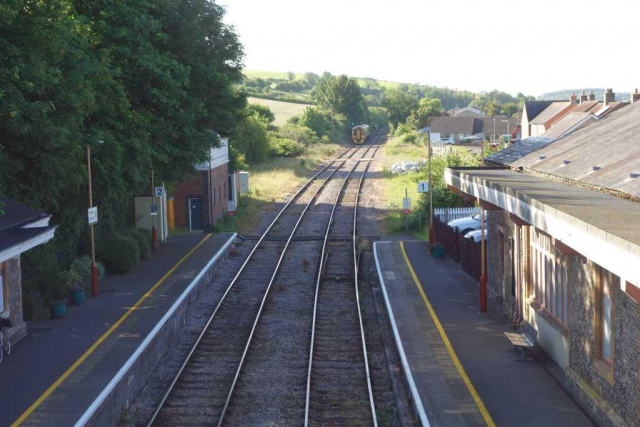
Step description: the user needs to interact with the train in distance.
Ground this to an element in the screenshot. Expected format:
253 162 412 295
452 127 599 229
351 124 370 144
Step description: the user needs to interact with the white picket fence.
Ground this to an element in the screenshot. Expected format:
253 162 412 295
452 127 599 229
434 207 479 222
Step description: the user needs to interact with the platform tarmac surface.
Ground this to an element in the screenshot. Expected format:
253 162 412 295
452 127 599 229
0 232 234 427
375 240 592 427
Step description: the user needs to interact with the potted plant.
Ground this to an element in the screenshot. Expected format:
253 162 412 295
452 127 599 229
433 243 445 259
65 270 85 305
48 281 71 319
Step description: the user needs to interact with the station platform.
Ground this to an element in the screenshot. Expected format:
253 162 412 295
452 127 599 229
0 232 235 427
374 240 592 427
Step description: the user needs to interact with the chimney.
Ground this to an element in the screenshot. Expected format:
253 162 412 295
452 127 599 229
604 88 615 106
579 91 588 103
632 89 640 103
569 92 578 105
589 90 596 101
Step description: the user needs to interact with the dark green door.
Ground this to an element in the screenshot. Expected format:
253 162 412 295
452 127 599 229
189 198 204 231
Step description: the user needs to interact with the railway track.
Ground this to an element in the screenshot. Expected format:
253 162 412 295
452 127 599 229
147 134 383 426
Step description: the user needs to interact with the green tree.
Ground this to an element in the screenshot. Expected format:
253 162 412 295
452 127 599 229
297 107 343 139
231 114 270 163
303 72 320 87
286 71 295 81
247 104 275 124
311 75 367 124
405 98 443 129
382 88 419 127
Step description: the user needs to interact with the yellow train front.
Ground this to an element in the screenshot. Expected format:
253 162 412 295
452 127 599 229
351 124 370 144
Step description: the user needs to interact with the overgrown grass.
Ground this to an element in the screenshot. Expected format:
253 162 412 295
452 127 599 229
214 143 345 235
382 136 429 238
248 96 310 126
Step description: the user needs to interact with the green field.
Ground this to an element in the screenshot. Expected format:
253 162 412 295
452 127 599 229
248 96 310 126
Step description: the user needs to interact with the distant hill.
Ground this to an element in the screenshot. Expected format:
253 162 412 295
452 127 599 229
539 88 630 102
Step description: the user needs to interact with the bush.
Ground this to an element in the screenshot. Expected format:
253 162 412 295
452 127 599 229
98 232 140 273
132 228 151 260
270 137 306 157
71 255 106 290
277 124 319 146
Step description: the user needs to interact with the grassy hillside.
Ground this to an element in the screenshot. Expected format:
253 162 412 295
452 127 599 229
243 70 304 80
248 96 310 126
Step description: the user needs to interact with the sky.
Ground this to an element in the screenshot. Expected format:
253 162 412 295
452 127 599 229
219 0 640 97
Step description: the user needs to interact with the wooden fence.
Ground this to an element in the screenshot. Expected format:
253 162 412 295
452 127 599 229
433 215 486 281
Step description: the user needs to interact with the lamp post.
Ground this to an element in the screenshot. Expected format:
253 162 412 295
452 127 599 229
151 165 157 251
87 140 103 297
428 135 434 253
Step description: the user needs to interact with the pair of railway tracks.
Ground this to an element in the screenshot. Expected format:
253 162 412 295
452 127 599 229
147 134 384 426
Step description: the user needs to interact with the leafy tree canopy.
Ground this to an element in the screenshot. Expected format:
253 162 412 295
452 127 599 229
311 75 367 124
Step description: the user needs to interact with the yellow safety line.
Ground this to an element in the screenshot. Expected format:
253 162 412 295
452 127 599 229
400 241 496 427
12 234 212 427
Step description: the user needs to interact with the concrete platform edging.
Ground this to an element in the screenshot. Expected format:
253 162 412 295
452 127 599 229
75 233 237 427
373 242 430 427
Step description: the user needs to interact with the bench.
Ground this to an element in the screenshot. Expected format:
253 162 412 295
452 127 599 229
504 330 535 360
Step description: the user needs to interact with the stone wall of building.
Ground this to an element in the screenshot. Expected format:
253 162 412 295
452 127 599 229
486 210 518 322
567 257 640 426
5 257 27 343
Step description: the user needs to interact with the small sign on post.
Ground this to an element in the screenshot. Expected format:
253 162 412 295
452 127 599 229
154 187 165 197
150 204 157 216
227 200 236 216
88 207 98 225
403 197 411 214
418 181 429 193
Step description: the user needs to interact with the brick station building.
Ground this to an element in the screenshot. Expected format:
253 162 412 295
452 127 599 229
173 138 230 232
444 100 640 427
0 198 56 343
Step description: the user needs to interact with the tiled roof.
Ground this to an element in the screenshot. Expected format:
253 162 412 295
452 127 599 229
510 101 640 197
430 117 484 135
539 112 596 139
530 102 571 125
0 198 48 234
486 138 554 164
570 100 601 113
523 101 554 122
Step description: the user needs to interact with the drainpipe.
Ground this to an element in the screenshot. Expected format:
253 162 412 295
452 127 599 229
479 201 487 313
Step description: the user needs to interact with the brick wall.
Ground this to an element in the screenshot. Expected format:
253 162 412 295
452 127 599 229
5 257 27 343
173 163 229 231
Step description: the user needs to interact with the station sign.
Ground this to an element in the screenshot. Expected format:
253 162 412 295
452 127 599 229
88 207 98 225
155 187 165 197
417 181 429 193
150 204 157 216
403 197 411 214
228 200 236 216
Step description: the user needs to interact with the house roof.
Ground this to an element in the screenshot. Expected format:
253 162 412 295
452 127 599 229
511 100 640 197
447 107 484 117
523 101 554 122
530 102 571 125
483 117 521 136
486 138 554 164
0 198 56 264
570 100 601 113
0 198 49 234
539 112 596 139
430 117 484 135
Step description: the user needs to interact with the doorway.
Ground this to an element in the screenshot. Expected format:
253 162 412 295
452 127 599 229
189 198 204 231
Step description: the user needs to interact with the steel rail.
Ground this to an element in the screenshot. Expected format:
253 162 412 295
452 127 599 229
147 148 351 426
303 133 383 427
214 157 348 426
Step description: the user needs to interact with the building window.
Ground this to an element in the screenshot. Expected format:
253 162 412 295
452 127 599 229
212 188 216 204
596 266 614 364
224 182 227 199
218 185 221 201
530 228 569 325
0 262 6 314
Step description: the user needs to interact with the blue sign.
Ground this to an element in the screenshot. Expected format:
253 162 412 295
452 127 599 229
150 204 157 216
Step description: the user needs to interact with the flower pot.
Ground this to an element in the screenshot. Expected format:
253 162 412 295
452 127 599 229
50 302 67 319
70 289 85 305
433 245 445 259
